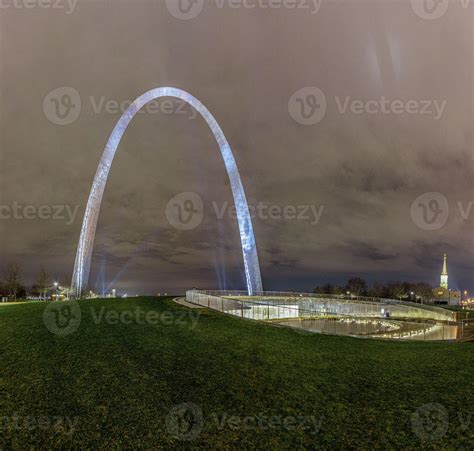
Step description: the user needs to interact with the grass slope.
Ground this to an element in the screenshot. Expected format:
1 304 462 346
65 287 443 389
0 297 472 449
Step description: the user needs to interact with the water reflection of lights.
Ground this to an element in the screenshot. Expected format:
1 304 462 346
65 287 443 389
187 291 460 341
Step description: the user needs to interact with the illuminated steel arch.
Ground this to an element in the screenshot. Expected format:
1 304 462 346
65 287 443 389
71 88 263 298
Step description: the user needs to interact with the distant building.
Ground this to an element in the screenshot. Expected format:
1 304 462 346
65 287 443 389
440 253 448 289
432 254 461 305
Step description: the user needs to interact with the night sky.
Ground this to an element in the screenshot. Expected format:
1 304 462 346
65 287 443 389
0 0 472 294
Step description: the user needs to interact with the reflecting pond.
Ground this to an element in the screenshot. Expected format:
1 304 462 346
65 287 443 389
276 317 459 341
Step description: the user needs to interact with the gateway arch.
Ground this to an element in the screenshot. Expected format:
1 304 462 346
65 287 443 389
71 88 263 298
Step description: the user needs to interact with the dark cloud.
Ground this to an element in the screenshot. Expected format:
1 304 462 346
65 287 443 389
347 242 398 262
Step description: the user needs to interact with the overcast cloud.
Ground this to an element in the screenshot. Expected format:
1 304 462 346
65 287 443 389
0 0 472 294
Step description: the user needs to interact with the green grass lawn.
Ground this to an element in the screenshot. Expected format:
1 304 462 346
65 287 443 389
0 297 472 449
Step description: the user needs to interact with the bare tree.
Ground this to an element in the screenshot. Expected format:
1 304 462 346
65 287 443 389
3 263 24 300
386 281 406 301
36 268 51 300
346 277 368 296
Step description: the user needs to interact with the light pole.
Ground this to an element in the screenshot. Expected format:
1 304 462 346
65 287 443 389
53 282 58 300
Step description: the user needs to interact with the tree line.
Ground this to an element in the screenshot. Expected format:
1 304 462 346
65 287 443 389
314 277 434 302
0 263 55 300
0 265 436 303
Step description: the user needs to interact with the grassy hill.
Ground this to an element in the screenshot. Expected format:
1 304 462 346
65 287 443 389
0 297 472 448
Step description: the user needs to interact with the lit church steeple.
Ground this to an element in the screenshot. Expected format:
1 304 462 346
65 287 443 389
440 253 448 289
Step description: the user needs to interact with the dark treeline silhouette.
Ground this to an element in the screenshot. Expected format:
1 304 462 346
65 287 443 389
0 263 26 300
314 277 433 302
0 264 59 301
0 264 435 303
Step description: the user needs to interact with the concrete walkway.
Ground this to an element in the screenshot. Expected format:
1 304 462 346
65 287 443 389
173 297 204 309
